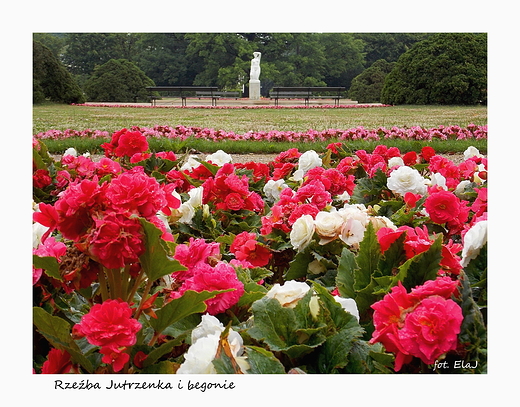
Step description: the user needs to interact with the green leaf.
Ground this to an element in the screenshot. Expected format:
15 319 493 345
350 168 388 205
377 233 407 277
248 291 327 360
138 218 187 281
244 346 286 374
317 326 363 373
33 255 63 281
141 360 178 374
354 221 381 290
149 290 228 335
285 249 314 280
336 247 357 299
143 333 188 368
393 234 443 290
33 307 93 373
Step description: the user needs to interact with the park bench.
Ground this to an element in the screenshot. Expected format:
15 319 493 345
196 91 241 99
146 86 220 106
269 86 346 106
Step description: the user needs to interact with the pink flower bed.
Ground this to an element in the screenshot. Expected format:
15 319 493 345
34 124 487 143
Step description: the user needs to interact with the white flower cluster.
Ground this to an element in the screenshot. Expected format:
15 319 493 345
290 204 396 251
177 314 248 374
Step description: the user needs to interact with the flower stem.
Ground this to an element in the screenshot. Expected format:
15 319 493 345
126 268 145 303
134 278 154 320
98 269 110 301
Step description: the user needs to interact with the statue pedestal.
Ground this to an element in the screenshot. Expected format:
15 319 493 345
249 80 260 100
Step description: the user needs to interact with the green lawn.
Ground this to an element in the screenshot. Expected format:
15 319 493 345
33 103 487 134
33 103 487 155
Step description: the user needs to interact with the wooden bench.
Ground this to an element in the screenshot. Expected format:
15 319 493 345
196 91 241 99
146 86 220 106
269 86 346 106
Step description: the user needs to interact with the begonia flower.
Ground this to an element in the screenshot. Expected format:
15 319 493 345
230 231 272 268
172 262 244 315
387 165 427 195
41 348 75 374
266 281 311 308
73 299 141 372
424 190 461 224
290 214 316 252
460 220 487 267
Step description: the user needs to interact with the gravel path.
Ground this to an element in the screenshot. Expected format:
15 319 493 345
52 152 467 165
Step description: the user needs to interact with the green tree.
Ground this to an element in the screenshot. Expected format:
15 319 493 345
135 33 197 86
354 33 431 67
62 33 141 76
33 41 85 104
348 59 395 103
185 33 253 88
83 59 155 102
33 33 65 58
381 33 487 105
320 33 365 89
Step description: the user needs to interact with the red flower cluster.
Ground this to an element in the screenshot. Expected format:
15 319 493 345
370 277 463 371
41 349 76 374
101 128 149 159
302 167 355 197
230 231 272 268
202 163 264 213
33 166 179 270
172 238 245 315
377 226 463 276
73 299 142 372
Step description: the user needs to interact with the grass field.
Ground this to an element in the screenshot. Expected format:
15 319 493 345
33 103 487 155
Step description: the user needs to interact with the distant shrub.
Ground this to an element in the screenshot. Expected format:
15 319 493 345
83 59 155 103
381 33 487 105
348 59 395 103
33 41 85 104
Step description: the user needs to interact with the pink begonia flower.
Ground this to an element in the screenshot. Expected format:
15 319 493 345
73 299 141 372
230 231 272 268
171 262 244 315
370 278 462 371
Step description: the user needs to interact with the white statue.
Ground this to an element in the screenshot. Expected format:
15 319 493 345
250 52 261 81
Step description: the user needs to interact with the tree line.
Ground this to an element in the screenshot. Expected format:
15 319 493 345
33 33 486 105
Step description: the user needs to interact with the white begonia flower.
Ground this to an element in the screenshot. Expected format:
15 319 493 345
290 214 316 252
336 191 351 202
429 172 448 190
33 222 49 249
206 150 232 166
63 147 78 157
266 281 311 308
186 186 203 208
388 156 405 168
177 203 196 224
460 220 487 267
333 296 360 322
297 150 322 174
454 180 472 198
314 210 344 244
263 179 289 203
369 216 397 232
387 165 428 195
464 146 484 161
180 155 202 171
339 217 366 246
177 315 247 374
337 204 369 228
